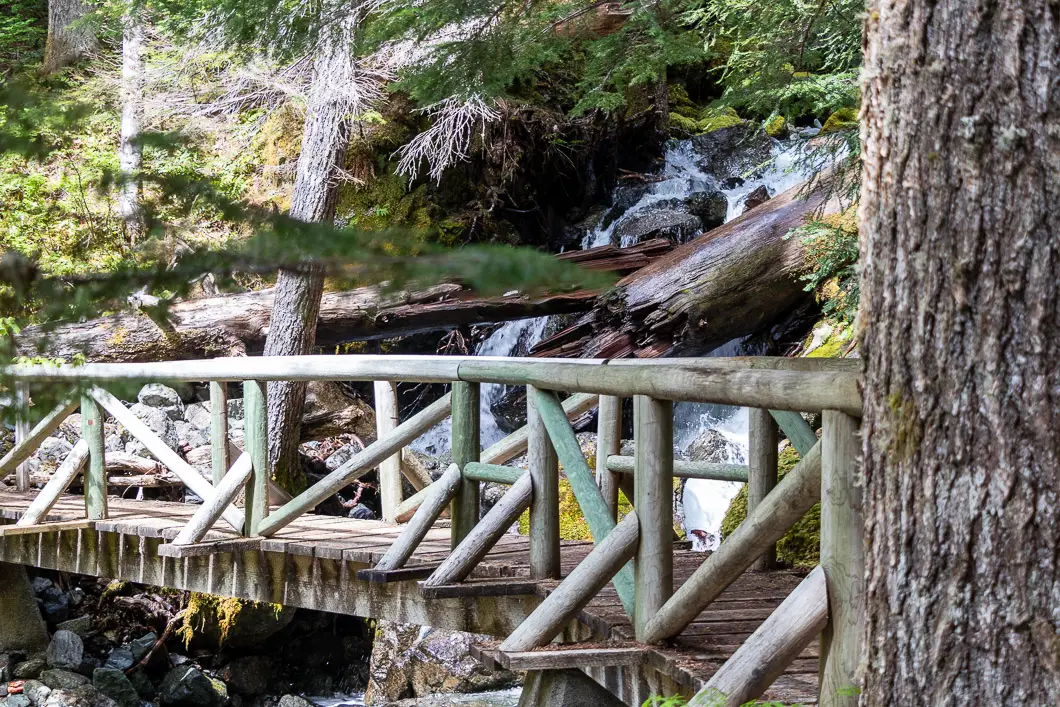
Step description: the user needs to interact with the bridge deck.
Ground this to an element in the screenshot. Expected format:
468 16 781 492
0 492 817 703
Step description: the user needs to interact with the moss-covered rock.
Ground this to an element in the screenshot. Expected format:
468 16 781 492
669 112 701 135
764 115 787 138
177 593 294 649
720 446 820 569
820 107 858 134
697 107 743 133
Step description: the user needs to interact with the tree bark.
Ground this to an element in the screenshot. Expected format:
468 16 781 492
533 181 835 358
264 11 358 491
118 10 145 241
41 0 97 74
860 0 1060 703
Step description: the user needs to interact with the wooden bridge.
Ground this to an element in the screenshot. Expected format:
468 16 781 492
0 355 863 707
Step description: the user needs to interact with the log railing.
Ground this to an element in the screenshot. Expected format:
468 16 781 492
0 354 863 704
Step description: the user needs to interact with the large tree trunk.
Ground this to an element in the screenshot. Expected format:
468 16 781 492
118 10 145 241
264 12 358 491
15 240 669 362
859 0 1060 703
533 181 834 358
41 0 97 74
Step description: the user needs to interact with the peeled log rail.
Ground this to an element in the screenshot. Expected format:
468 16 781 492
532 181 838 358
643 440 824 643
691 565 829 707
18 241 672 363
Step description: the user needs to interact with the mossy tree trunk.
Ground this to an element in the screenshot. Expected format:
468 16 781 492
41 0 97 74
263 12 357 492
860 0 1060 702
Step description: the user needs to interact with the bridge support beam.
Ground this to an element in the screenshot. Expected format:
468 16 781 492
0 562 48 653
518 669 626 707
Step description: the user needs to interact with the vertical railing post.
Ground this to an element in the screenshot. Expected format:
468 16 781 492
450 381 480 547
242 381 269 536
14 382 30 492
80 393 107 520
374 381 403 523
748 408 779 571
633 395 673 642
527 386 560 579
595 395 622 520
210 381 230 486
819 410 863 706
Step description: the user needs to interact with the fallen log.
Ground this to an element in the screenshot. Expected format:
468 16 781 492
532 182 836 358
18 240 672 363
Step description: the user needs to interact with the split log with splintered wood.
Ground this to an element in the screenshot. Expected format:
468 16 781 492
18 240 672 363
532 181 839 358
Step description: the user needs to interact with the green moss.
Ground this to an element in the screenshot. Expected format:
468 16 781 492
177 593 284 649
820 107 858 134
697 107 743 133
669 112 700 134
720 446 820 569
518 477 633 540
335 170 434 233
764 115 787 138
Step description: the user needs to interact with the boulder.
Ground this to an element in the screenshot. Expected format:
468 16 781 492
742 184 771 213
6 694 31 707
683 190 729 231
277 697 314 707
611 205 702 247
684 429 745 464
182 403 212 430
23 679 51 705
40 669 90 690
45 632 83 671
123 404 179 452
54 617 91 638
101 648 132 672
158 665 228 707
92 669 139 707
226 398 244 421
687 125 773 180
41 686 118 707
218 655 273 695
365 621 519 703
37 437 73 469
55 415 83 445
137 384 185 421
126 670 155 700
174 421 209 449
13 658 47 680
37 585 71 623
324 444 358 472
129 633 158 664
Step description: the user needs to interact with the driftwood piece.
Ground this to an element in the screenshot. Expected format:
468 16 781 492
532 182 837 358
18 241 672 362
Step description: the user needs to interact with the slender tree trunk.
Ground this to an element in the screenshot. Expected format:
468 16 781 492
41 0 97 74
860 0 1060 703
118 10 145 241
263 12 358 491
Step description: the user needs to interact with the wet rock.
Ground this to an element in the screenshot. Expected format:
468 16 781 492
6 694 31 707
37 437 73 469
277 697 313 707
129 633 158 665
158 665 228 707
684 429 745 464
123 404 179 452
688 126 773 180
487 386 527 434
40 669 89 690
600 182 653 230
23 679 51 705
742 185 771 213
54 617 91 638
126 670 155 700
324 444 358 472
13 658 47 680
101 648 132 672
37 585 71 623
683 190 728 231
365 621 519 703
92 669 139 707
611 205 702 246
42 685 118 707
45 633 83 671
218 655 273 696
137 385 185 421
